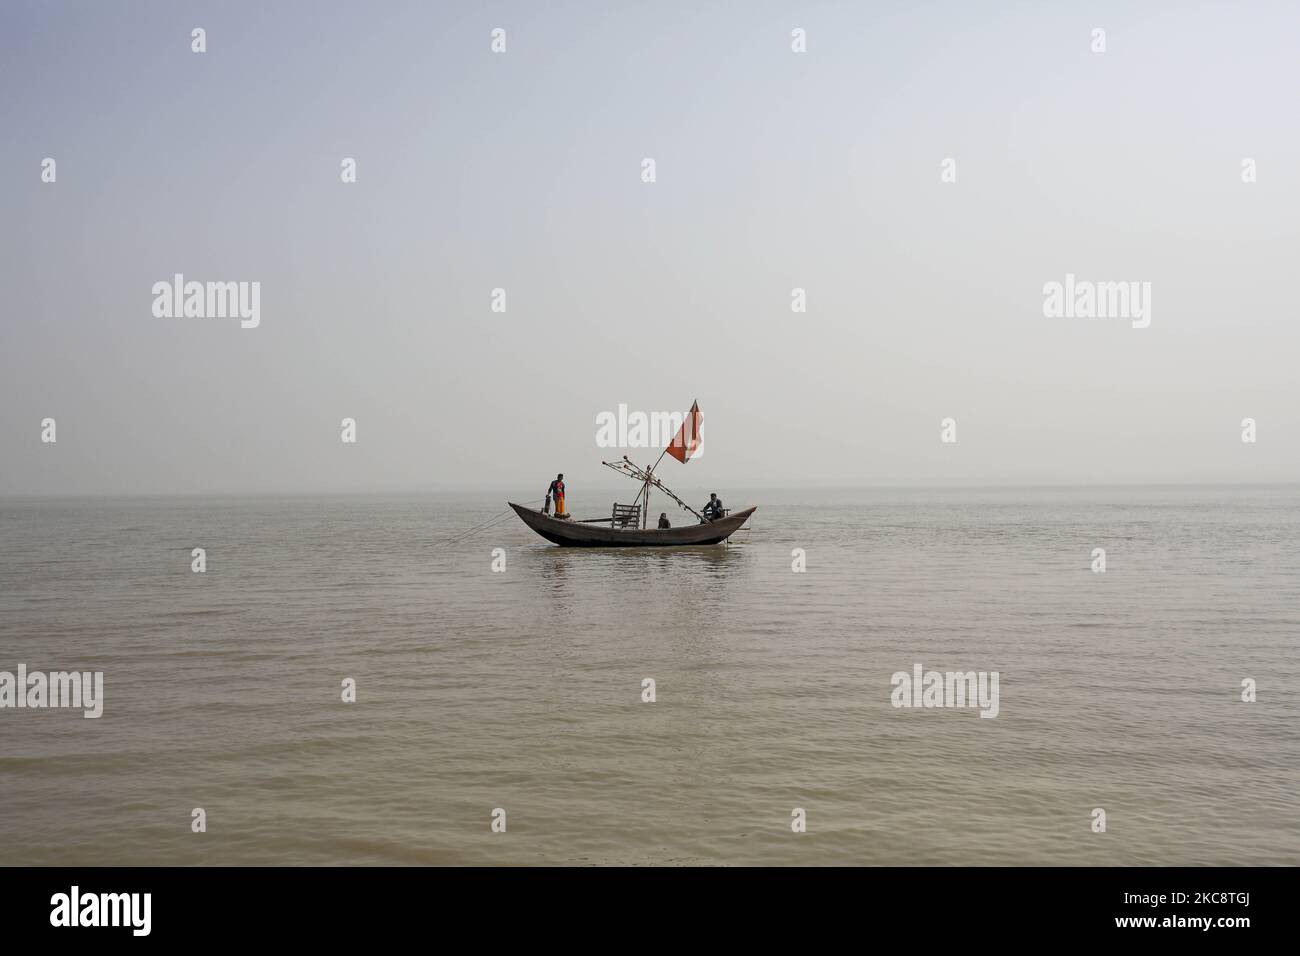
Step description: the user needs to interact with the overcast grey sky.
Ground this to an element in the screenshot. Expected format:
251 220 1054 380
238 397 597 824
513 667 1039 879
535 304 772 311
2 0 1298 496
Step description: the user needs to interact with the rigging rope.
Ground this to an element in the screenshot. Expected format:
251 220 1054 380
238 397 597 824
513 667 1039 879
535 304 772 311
439 499 545 545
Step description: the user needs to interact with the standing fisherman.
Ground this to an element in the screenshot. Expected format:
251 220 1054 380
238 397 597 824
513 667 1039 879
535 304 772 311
545 473 566 517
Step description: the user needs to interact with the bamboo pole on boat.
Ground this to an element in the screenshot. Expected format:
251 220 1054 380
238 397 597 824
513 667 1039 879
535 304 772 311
601 458 703 523
641 397 695 529
642 461 654 529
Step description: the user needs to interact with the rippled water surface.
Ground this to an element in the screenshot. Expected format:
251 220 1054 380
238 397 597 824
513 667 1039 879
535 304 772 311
1 487 1297 865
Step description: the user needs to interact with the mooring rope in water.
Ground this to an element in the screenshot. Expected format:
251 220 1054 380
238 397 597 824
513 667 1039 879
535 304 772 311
440 499 545 545
441 513 514 545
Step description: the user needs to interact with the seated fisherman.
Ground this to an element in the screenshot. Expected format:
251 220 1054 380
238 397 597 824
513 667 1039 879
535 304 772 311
700 493 724 521
658 513 671 529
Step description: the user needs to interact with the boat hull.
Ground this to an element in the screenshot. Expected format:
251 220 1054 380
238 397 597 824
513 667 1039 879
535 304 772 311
508 502 756 547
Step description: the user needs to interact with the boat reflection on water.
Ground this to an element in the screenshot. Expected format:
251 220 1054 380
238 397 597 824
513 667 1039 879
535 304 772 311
535 539 749 575
526 539 752 622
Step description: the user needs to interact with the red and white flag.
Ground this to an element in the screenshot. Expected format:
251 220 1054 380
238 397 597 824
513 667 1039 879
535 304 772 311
665 401 703 463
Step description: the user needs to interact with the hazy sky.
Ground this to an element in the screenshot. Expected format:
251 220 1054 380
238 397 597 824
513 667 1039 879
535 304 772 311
3 0 1298 496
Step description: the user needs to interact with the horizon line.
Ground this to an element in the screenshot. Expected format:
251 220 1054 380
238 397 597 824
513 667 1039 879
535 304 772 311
3 479 1299 501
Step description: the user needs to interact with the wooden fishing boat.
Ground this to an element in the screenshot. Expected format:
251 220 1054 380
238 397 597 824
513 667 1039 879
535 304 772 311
509 399 757 548
509 501 756 547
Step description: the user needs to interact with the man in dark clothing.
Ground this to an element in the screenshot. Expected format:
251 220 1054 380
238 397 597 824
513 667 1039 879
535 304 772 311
701 493 724 521
658 513 671 529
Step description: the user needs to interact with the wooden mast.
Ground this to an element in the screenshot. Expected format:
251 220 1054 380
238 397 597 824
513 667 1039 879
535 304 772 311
640 456 655 529
640 397 695 529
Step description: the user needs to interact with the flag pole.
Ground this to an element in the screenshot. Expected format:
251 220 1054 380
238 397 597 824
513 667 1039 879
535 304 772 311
644 398 694 527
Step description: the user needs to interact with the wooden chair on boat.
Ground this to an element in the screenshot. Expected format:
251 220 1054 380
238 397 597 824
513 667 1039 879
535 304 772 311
611 503 641 529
